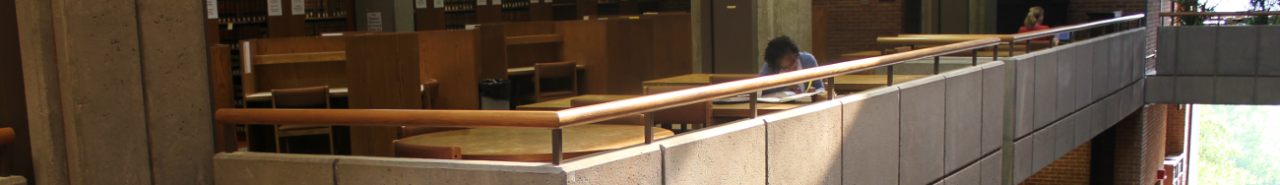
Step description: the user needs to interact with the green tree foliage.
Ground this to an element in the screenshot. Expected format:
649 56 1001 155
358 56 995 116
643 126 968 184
1193 105 1280 185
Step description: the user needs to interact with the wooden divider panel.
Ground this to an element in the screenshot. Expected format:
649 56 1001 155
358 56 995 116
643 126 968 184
645 13 693 80
505 22 561 68
346 33 425 156
243 36 348 96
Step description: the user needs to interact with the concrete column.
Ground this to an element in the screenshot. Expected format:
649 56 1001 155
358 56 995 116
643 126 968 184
16 0 214 184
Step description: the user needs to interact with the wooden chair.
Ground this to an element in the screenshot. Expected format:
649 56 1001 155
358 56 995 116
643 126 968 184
271 86 334 154
0 127 14 146
569 98 645 126
401 79 464 138
644 86 713 131
534 61 578 102
393 140 462 159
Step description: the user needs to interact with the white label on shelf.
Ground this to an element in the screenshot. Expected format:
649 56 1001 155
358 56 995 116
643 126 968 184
494 0 501 5
267 0 283 16
416 0 427 9
546 0 552 3
206 0 218 19
531 0 537 3
477 0 487 6
367 12 383 32
242 41 252 74
465 24 478 30
291 0 305 15
435 0 444 8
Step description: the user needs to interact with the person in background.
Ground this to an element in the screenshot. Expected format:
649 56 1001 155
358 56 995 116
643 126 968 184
1019 6 1055 42
759 36 826 99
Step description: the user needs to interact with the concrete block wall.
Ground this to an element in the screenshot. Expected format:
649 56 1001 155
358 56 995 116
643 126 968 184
1003 28 1148 184
1148 26 1280 105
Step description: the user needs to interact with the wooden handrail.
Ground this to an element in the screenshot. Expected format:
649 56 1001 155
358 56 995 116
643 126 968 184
1159 11 1280 16
877 37 990 45
216 109 562 128
1010 14 1145 42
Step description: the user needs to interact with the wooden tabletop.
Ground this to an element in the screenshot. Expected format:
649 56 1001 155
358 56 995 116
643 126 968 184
398 124 673 162
244 87 349 102
506 64 587 76
516 94 804 117
641 74 927 91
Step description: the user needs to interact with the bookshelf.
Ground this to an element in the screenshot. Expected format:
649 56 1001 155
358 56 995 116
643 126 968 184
415 0 663 31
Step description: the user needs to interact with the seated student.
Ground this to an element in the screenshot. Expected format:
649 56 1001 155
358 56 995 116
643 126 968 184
1019 7 1054 42
758 36 826 99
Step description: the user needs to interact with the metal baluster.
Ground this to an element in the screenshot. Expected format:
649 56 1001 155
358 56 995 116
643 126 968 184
972 49 978 66
992 45 999 61
1007 41 1015 57
933 56 941 74
552 129 563 165
1025 40 1032 53
887 65 895 86
644 112 654 144
749 92 758 118
826 77 836 100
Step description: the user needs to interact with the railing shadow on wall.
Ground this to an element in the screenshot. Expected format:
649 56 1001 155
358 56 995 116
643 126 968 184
212 14 1147 185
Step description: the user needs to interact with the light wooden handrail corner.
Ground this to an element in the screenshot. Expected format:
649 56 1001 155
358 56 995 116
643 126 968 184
1010 14 1145 42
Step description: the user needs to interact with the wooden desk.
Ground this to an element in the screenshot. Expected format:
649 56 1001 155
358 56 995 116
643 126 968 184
641 74 928 91
398 124 673 162
244 87 349 102
506 64 587 76
516 94 804 117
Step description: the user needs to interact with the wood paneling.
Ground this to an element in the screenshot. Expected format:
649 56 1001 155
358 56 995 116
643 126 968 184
346 33 425 156
267 0 306 37
414 7 445 31
644 13 693 80
418 30 482 110
558 21 609 94
603 19 655 94
242 36 348 96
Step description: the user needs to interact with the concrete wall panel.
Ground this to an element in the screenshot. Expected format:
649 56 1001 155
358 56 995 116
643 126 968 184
1146 76 1175 103
1257 77 1280 104
1055 117 1074 159
1034 52 1057 130
561 145 663 185
1075 40 1095 105
1176 27 1217 75
1217 27 1260 76
1014 138 1032 183
944 68 983 174
1072 111 1091 146
1157 27 1177 74
841 87 901 185
1214 77 1255 104
137 0 216 183
1057 47 1077 116
661 119 767 185
1014 58 1035 138
214 153 336 185
1120 33 1133 85
335 156 565 185
1093 40 1111 100
943 164 980 185
898 76 947 185
1133 31 1147 81
979 151 1001 185
1260 26 1280 76
763 101 843 185
1109 35 1124 93
1175 76 1215 103
1032 125 1054 173
981 63 1005 154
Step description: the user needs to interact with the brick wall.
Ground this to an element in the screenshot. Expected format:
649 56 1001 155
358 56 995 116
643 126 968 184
1020 141 1093 185
1166 104 1186 156
813 0 903 62
1110 104 1167 185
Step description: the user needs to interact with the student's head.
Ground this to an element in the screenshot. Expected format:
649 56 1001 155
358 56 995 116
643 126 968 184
764 36 800 72
1025 7 1045 28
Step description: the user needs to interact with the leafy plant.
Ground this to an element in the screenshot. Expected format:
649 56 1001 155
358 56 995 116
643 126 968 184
1174 0 1216 25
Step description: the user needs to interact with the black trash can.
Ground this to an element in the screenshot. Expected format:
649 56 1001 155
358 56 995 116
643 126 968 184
479 79 511 110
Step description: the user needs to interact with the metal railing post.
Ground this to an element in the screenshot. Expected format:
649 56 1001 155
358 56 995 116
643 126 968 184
972 49 978 66
887 65 895 86
644 112 654 144
826 77 836 100
749 92 758 118
933 56 941 74
552 129 563 165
